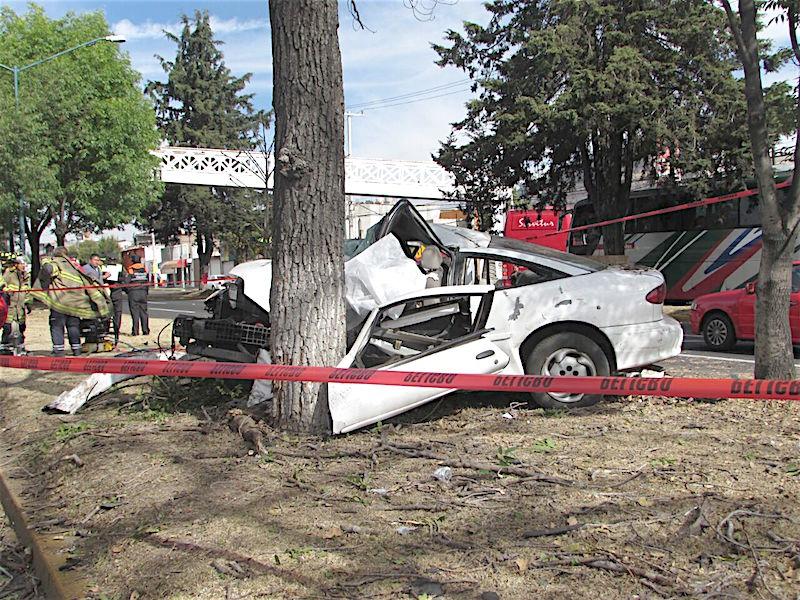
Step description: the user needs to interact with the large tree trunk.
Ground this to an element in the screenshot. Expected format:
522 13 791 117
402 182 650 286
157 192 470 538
269 0 346 433
723 0 798 379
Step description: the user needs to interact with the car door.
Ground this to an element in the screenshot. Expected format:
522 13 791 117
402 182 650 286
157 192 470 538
791 266 800 343
328 288 510 434
736 284 756 339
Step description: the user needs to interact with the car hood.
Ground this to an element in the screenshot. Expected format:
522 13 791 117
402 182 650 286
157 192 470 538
230 259 272 311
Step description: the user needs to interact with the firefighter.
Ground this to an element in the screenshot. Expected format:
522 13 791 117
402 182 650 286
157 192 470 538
124 253 150 336
0 256 31 355
35 246 112 356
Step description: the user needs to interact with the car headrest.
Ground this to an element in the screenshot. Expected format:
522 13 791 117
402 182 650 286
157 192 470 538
420 246 443 270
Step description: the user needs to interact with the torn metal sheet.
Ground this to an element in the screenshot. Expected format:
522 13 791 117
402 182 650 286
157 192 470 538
247 349 274 407
46 351 184 414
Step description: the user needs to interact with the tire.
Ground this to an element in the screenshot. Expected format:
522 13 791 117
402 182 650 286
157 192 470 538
702 312 736 351
524 331 610 409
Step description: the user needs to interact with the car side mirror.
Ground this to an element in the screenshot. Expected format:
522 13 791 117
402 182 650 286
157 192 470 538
745 282 756 295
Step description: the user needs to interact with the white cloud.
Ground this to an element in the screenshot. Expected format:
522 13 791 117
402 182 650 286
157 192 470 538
111 16 267 41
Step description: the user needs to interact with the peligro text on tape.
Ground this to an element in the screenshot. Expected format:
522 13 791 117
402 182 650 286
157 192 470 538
2 355 800 402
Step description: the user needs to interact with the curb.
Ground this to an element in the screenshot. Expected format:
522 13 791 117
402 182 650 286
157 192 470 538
0 466 86 599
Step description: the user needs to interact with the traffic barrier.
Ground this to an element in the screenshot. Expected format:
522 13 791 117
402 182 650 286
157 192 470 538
528 179 792 240
1 355 800 401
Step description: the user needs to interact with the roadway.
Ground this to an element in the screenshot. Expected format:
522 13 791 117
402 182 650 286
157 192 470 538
136 297 798 377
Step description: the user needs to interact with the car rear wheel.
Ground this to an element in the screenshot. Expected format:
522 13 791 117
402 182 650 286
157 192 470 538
702 312 736 351
524 331 610 409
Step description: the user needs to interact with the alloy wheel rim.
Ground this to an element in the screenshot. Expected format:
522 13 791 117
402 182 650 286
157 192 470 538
541 347 597 403
706 319 728 347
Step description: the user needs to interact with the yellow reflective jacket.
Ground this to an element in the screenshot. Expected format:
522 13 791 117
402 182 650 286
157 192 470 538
33 256 112 319
1 268 30 323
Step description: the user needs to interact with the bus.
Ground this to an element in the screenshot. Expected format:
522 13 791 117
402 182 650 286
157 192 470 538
503 207 572 251
568 173 798 302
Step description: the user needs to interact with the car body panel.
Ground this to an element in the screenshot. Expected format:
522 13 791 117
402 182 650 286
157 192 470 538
229 259 272 312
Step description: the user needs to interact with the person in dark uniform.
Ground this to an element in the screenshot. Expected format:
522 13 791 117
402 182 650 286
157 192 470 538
124 254 150 336
102 265 126 348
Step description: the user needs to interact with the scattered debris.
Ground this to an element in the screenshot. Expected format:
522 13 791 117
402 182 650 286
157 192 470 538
228 409 269 455
395 526 417 535
432 466 452 482
247 349 274 407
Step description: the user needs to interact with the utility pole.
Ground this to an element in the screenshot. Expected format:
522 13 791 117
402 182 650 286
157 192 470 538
344 111 363 157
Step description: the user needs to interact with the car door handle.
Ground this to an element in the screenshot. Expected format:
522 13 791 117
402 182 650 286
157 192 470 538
791 301 798 307
476 350 495 359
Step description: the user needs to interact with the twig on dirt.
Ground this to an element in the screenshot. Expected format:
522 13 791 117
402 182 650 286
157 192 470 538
80 505 101 524
377 504 448 512
532 555 676 588
716 509 795 553
60 454 84 467
522 524 583 539
336 572 431 588
743 528 782 600
381 443 571 485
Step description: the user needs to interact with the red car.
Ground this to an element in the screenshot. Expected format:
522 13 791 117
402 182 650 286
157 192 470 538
690 262 800 350
0 293 7 328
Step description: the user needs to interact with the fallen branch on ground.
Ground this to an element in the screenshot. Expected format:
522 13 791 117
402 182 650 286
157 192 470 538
533 555 677 588
228 409 269 455
381 443 571 485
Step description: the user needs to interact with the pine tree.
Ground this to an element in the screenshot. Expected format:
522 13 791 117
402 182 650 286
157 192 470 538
433 0 791 251
146 11 266 275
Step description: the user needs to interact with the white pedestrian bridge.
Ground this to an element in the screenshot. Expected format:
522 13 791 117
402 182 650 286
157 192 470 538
152 146 455 200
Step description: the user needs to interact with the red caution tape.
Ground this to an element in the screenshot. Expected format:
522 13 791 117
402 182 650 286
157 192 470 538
4 277 235 294
1 355 799 401
530 179 792 240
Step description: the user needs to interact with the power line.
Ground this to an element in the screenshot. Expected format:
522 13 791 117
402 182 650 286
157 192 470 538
346 79 471 110
357 87 473 112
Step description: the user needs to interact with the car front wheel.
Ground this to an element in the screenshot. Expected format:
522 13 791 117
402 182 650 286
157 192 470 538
524 331 610 409
702 312 736 351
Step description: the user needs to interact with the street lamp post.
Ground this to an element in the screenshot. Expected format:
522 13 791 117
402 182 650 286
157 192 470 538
0 34 125 255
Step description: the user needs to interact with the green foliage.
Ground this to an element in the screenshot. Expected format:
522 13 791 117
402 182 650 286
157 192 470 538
432 0 786 248
0 4 161 263
495 445 519 466
67 236 121 263
530 438 557 453
144 11 271 270
54 422 91 442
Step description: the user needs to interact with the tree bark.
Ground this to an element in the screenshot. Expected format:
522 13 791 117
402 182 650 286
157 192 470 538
269 0 346 433
722 0 798 379
196 230 214 277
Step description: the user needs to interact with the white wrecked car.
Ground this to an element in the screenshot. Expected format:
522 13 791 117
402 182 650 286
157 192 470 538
173 200 682 428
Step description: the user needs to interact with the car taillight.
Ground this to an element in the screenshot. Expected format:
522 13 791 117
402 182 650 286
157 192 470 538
646 283 666 304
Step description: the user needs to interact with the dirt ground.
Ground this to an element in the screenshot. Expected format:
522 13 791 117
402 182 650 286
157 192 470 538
1 309 799 599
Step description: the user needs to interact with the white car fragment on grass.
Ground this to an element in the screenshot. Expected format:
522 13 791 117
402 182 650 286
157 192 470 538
46 351 184 414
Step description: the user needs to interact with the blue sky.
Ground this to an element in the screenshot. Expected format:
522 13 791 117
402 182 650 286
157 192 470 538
3 1 798 163
5 0 490 161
